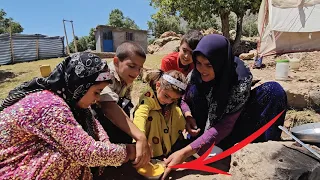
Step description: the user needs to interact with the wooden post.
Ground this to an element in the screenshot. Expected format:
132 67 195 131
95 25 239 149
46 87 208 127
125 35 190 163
36 37 39 60
70 20 78 52
63 19 70 55
9 24 15 64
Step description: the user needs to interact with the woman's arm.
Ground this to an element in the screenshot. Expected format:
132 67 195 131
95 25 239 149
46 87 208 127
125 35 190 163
189 109 242 154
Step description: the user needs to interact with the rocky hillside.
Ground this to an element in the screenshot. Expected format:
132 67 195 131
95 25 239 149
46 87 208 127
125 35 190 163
148 30 258 56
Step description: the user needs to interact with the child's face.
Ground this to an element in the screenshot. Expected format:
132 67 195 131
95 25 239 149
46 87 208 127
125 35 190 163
178 41 193 66
156 82 182 105
114 54 145 85
196 55 215 82
77 82 109 109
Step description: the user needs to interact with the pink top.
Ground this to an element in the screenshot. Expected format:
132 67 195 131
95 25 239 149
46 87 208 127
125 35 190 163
0 90 127 180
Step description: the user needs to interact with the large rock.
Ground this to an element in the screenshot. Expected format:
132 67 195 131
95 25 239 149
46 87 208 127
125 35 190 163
154 40 180 55
228 141 320 180
169 142 320 180
230 30 236 39
202 28 222 36
160 31 180 39
147 44 160 54
153 36 181 47
239 52 255 60
310 88 320 109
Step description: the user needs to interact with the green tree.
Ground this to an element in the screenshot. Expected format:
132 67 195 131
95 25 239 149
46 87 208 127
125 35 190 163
68 36 90 53
231 0 261 50
0 9 23 34
68 28 97 52
107 9 140 30
87 28 96 50
150 0 232 38
147 11 183 38
242 13 258 37
149 0 261 50
187 15 220 31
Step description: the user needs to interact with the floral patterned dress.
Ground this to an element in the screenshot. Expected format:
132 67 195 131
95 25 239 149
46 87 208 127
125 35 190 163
0 90 127 180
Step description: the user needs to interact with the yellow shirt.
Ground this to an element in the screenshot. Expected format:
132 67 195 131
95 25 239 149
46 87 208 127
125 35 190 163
133 87 186 157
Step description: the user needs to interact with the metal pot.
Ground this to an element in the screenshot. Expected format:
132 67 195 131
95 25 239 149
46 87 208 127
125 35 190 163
291 122 320 144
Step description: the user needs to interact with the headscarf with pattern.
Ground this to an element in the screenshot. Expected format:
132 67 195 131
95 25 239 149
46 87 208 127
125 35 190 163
0 52 112 140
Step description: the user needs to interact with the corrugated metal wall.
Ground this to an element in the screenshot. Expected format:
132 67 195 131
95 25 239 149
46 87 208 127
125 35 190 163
39 36 64 59
0 34 65 65
0 35 12 65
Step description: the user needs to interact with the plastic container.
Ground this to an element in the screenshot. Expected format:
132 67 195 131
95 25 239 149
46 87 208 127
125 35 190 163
285 54 302 70
275 59 289 81
40 65 51 77
289 58 301 70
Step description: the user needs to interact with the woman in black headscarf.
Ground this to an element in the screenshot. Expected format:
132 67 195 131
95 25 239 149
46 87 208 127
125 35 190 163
162 34 287 179
0 52 136 179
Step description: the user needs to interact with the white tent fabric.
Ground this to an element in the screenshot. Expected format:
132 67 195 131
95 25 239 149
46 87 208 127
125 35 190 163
258 0 320 56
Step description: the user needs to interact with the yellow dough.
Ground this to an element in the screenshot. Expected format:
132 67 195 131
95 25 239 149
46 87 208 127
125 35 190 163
137 163 165 177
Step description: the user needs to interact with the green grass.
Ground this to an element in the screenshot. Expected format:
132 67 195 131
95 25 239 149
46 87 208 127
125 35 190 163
0 54 164 100
0 58 63 99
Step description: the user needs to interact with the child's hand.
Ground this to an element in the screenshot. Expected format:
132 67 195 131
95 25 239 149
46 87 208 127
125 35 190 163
186 116 200 137
125 144 136 163
133 137 152 168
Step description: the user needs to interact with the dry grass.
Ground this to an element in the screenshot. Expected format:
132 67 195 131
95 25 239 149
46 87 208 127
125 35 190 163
285 109 320 129
0 58 63 99
0 54 165 101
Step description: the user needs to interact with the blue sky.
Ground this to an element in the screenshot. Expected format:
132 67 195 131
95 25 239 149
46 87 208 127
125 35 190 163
2 0 157 41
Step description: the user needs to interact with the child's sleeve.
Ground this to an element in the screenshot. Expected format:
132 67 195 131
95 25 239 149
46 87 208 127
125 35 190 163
133 97 154 133
180 84 192 116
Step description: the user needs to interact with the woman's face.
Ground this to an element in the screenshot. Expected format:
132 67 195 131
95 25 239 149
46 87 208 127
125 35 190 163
77 82 109 108
196 55 215 82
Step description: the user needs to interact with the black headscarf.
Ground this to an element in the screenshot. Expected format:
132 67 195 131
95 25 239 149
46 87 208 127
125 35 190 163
0 52 111 140
187 34 253 131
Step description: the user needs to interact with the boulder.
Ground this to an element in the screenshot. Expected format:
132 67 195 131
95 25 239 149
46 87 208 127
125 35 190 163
239 52 255 60
227 141 320 180
160 31 180 39
147 44 160 54
230 30 236 39
202 28 222 36
154 40 180 55
153 36 181 47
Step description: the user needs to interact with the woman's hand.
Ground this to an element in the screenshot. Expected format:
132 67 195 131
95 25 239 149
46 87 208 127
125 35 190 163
132 136 152 168
186 116 200 137
161 146 195 180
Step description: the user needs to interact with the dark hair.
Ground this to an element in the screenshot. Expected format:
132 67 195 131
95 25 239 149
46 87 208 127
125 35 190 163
180 30 203 50
142 69 187 95
116 41 146 61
